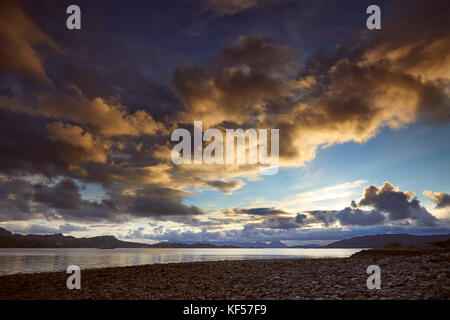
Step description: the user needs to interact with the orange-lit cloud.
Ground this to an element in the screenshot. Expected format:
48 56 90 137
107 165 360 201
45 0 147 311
0 1 62 85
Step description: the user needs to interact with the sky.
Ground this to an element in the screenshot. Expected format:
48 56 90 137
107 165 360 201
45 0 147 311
0 0 449 245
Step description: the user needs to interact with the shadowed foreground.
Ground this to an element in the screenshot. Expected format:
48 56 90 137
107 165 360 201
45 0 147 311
0 253 449 300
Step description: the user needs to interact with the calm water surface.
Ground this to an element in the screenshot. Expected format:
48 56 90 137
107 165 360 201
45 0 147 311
0 248 364 275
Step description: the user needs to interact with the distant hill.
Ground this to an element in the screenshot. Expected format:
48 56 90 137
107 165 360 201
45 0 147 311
326 234 450 248
149 242 238 248
291 244 322 248
204 241 289 248
0 227 237 249
266 241 288 248
0 227 151 248
351 238 450 258
0 227 289 248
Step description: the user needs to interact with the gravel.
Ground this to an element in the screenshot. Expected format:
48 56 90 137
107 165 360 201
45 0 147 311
0 253 448 300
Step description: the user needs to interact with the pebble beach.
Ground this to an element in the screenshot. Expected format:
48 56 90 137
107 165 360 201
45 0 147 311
0 251 449 300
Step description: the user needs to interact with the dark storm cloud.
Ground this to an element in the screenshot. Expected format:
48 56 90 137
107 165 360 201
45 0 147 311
0 101 170 187
212 33 297 73
170 33 295 126
435 194 450 209
262 217 299 229
11 0 186 118
0 109 162 189
0 177 46 221
34 179 85 210
228 208 310 230
0 177 115 222
0 108 138 186
204 179 245 194
336 208 385 226
305 208 385 227
303 208 387 227
308 211 337 227
359 182 438 226
114 185 203 219
0 177 204 222
234 207 289 216
54 183 204 222
0 110 76 178
247 217 300 230
53 43 182 119
295 213 307 225
232 206 387 230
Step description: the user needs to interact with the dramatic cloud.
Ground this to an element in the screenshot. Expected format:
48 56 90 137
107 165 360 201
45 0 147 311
359 182 438 226
239 182 442 229
361 0 450 84
0 178 204 222
247 217 300 230
34 179 85 210
0 178 46 221
295 213 307 225
1 0 449 189
423 191 450 209
336 208 385 226
0 1 62 85
305 208 385 227
0 90 166 137
45 121 110 164
171 33 296 127
171 1 450 169
204 179 245 194
0 0 448 240
307 211 338 227
234 207 289 216
259 217 299 229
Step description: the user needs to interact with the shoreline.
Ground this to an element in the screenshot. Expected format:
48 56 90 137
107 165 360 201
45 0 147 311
0 254 356 278
0 252 449 300
0 247 364 276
